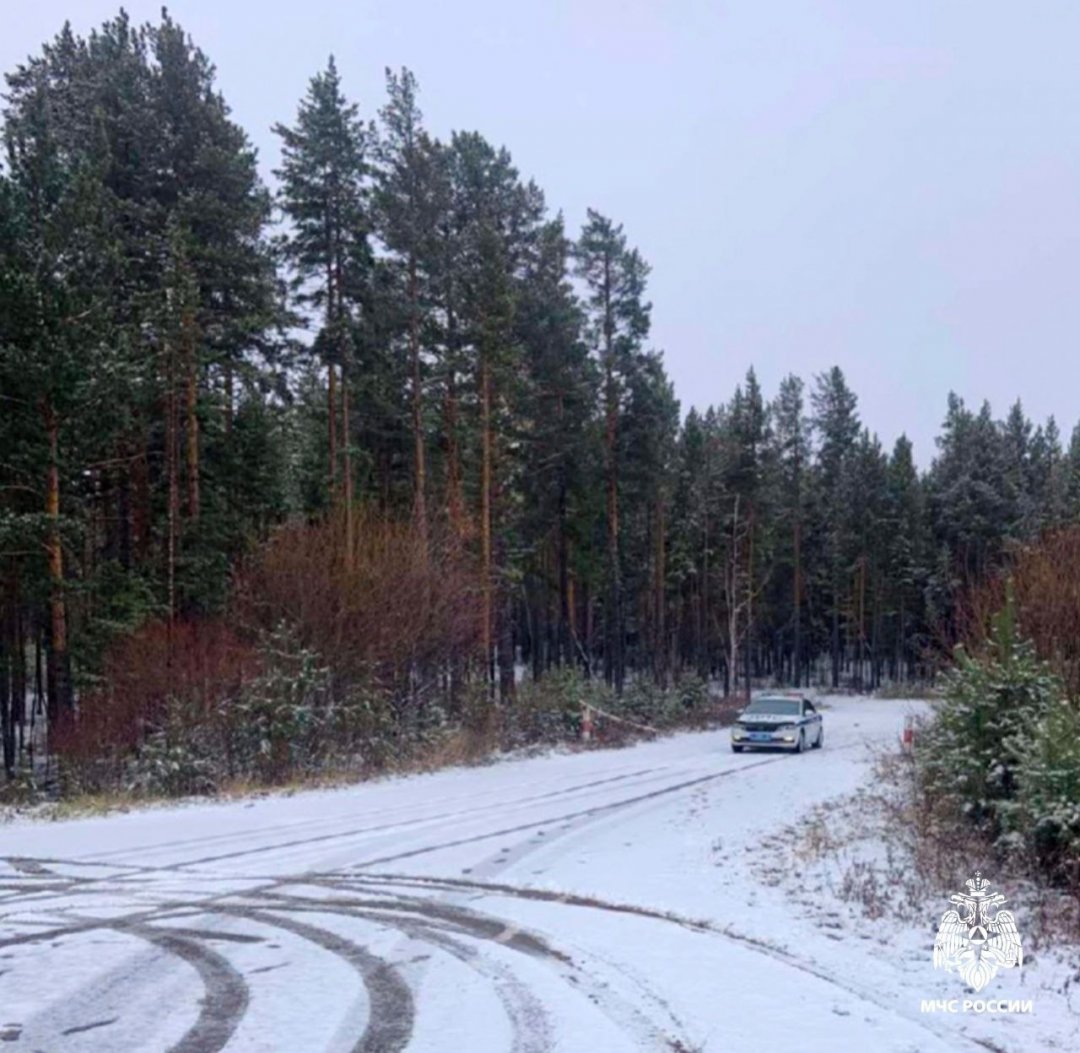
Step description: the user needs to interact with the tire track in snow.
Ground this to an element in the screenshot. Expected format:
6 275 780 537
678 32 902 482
166 766 680 871
224 907 414 1053
1 879 694 1051
242 894 556 1053
420 929 553 1053
336 871 991 1053
0 751 809 894
348 751 812 870
3 756 778 896
240 887 687 1051
2 904 412 1053
2 743 878 1052
74 766 666 868
135 928 250 1053
0 919 249 1053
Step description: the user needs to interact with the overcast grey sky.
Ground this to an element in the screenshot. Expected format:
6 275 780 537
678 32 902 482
4 1 1079 463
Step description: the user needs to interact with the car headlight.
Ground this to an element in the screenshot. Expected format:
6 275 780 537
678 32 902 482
732 728 745 738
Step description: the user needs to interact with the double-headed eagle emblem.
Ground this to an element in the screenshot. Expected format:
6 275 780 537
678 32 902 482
932 872 1023 992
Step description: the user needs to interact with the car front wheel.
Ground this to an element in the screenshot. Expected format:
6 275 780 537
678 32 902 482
732 744 745 753
793 730 804 753
814 726 824 749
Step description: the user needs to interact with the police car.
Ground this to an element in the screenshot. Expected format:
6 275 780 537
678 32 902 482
730 693 823 753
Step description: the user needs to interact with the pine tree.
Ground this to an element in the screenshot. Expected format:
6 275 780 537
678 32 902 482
885 435 926 679
811 367 860 688
375 67 442 542
1 28 115 718
449 131 544 697
515 217 594 674
619 351 679 684
1 11 280 753
10 9 1080 780
769 374 809 683
669 408 716 678
575 211 651 694
145 13 278 613
274 56 372 558
844 430 889 688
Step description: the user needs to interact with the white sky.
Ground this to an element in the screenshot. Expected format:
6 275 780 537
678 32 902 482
4 1 1079 462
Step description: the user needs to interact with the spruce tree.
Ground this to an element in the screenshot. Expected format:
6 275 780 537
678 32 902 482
884 435 926 679
1064 423 1080 517
811 367 860 688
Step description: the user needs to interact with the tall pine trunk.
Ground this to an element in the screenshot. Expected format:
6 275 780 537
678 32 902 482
700 512 710 681
13 600 25 757
600 253 624 695
166 344 180 623
498 584 515 702
327 363 338 498
183 308 200 522
857 556 866 690
480 355 494 689
131 428 150 565
727 495 741 699
42 397 71 721
654 499 666 686
745 501 754 700
604 359 623 694
793 516 802 687
831 556 841 690
408 257 428 545
1 592 14 778
325 234 338 503
557 476 572 667
897 591 906 683
443 303 465 536
341 364 354 572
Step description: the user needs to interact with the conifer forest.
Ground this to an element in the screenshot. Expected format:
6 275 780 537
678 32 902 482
3 11 1079 792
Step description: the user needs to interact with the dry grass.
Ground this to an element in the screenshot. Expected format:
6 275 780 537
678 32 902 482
10 686 733 822
873 682 942 701
783 749 1080 946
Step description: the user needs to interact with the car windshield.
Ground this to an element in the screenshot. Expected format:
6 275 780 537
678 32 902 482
744 698 801 716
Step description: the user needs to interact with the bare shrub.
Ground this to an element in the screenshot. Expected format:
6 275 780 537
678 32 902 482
958 525 1080 700
54 619 253 792
232 507 482 714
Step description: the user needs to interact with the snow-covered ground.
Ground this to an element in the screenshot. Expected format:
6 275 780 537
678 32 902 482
1 696 1075 1052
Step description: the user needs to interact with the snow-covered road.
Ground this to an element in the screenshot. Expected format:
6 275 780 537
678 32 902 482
0 697 1065 1052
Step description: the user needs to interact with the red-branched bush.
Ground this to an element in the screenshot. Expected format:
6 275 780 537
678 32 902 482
52 507 484 789
232 507 482 695
53 618 254 764
957 525 1080 700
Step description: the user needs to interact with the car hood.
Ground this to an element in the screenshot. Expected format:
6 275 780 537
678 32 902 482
736 712 798 725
